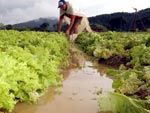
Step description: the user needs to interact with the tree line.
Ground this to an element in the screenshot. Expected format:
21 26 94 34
89 8 150 32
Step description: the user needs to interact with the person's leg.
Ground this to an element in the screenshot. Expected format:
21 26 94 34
69 17 82 42
73 17 82 34
69 17 82 34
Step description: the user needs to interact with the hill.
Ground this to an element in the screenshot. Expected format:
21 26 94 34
13 17 57 28
1 17 58 31
89 8 150 31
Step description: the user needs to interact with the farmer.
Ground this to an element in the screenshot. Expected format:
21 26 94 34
57 0 92 42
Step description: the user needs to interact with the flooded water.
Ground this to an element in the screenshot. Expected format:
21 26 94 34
12 47 113 113
12 60 113 113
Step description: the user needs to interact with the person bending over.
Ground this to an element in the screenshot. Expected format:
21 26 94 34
57 0 92 42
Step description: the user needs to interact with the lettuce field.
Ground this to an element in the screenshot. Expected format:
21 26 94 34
0 30 150 113
0 30 69 112
76 31 150 113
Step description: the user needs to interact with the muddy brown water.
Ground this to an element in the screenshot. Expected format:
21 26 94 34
12 47 113 113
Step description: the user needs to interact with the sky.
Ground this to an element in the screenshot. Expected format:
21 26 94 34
0 0 150 25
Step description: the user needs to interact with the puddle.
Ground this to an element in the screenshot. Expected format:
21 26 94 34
12 60 113 113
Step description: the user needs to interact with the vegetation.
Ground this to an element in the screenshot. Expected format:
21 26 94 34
76 31 150 113
0 7 150 113
89 8 150 31
0 30 69 112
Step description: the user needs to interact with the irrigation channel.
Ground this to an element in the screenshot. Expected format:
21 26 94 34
12 45 113 113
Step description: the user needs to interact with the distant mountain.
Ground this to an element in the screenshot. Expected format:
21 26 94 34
12 17 58 31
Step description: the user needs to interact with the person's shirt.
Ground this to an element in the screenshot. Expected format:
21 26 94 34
60 1 85 18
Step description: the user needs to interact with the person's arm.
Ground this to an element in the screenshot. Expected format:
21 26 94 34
66 15 76 35
58 15 64 33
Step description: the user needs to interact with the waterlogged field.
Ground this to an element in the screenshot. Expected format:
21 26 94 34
76 31 150 113
0 30 69 112
0 30 150 113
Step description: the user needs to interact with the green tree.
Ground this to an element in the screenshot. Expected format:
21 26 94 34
39 22 49 31
6 24 13 30
109 16 127 31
